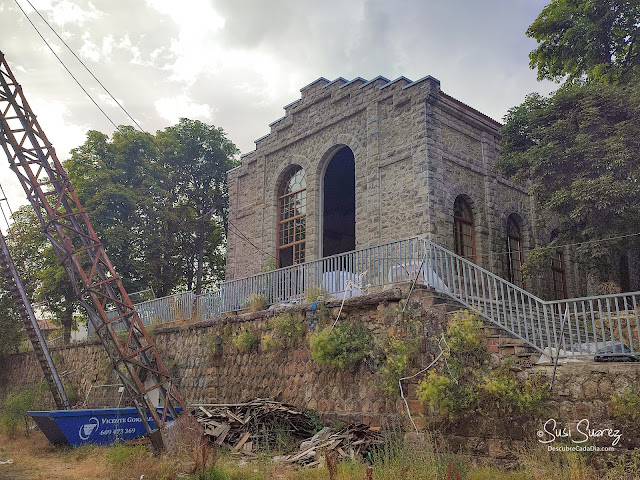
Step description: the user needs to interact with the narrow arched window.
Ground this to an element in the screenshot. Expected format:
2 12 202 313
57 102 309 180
277 167 306 268
550 230 567 299
453 196 475 261
551 250 568 299
506 214 524 287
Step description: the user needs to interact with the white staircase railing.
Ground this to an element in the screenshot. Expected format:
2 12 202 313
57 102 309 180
83 236 639 360
421 239 640 359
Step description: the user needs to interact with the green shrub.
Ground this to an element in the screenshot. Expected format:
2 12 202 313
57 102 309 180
378 336 419 396
231 327 259 353
205 334 224 357
64 381 79 406
417 310 547 422
0 382 46 436
304 286 326 303
247 293 268 312
260 332 282 352
446 310 487 363
309 322 372 369
269 313 305 340
417 370 477 420
611 387 640 424
480 369 548 417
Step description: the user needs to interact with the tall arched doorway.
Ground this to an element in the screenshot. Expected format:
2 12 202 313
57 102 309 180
323 146 355 257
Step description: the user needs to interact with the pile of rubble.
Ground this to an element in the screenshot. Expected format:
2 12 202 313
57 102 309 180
276 424 384 467
192 399 317 454
191 399 384 465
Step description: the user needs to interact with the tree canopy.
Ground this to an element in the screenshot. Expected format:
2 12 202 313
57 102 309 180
0 118 238 352
500 0 640 279
65 118 239 296
499 80 640 255
528 0 640 84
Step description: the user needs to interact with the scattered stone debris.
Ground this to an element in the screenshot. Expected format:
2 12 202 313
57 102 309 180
191 399 384 466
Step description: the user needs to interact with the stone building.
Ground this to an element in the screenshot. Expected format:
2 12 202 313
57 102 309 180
225 75 587 299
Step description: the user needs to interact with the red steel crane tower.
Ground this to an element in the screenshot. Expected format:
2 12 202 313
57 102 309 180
0 51 202 450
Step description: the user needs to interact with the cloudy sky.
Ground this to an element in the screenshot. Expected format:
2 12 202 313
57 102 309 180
0 0 556 215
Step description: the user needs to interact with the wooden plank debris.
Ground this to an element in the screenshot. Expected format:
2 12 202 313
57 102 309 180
190 399 384 466
232 432 251 453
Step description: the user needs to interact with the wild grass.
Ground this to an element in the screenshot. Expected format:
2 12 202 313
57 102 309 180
1 427 638 480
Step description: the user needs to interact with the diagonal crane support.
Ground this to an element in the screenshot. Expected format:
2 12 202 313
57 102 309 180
0 228 70 410
0 51 202 451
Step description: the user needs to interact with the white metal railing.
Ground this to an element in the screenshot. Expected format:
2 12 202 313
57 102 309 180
88 291 195 336
200 236 424 313
85 236 640 359
421 239 640 358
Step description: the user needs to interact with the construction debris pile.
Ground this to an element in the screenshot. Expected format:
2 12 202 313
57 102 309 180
191 399 384 466
192 399 318 455
276 424 384 467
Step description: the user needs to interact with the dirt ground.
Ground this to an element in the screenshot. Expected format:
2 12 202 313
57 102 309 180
0 432 108 480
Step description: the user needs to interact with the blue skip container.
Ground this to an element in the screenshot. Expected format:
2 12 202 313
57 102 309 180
28 407 178 446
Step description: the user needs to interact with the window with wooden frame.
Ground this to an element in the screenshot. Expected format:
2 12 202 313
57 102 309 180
551 250 568 299
277 167 306 268
506 214 525 288
453 196 475 261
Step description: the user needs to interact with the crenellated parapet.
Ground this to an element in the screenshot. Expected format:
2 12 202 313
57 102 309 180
240 75 445 165
225 73 543 295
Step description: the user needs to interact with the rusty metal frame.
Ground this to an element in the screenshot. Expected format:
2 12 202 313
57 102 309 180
0 51 189 436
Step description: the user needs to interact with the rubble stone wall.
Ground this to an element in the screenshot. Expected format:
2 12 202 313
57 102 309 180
2 286 639 458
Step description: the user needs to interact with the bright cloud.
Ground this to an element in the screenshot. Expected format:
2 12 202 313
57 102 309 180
155 94 213 124
0 0 556 212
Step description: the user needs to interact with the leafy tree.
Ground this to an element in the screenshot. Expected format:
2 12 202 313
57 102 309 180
65 118 238 297
0 119 237 348
499 1 640 282
528 0 640 83
0 288 23 358
499 81 640 277
156 118 239 294
4 206 77 343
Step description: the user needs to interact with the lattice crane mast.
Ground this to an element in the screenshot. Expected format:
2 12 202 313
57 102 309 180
0 51 201 450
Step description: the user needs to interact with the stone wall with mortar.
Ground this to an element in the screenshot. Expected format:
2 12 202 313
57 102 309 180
430 362 640 462
224 75 589 299
2 286 638 460
0 285 448 426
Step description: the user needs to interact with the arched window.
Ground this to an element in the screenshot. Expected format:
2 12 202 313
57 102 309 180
550 230 567 299
453 196 475 261
277 167 306 268
551 251 567 299
506 214 524 287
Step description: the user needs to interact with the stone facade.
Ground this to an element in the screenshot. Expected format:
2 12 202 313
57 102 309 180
225 75 588 298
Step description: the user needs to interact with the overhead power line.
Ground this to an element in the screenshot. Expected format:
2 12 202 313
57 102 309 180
486 231 640 260
14 1 275 261
13 0 122 134
22 0 147 134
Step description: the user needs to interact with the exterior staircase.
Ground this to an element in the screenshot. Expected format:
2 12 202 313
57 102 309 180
420 238 639 361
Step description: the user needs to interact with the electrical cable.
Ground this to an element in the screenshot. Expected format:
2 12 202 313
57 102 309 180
14 1 275 262
486 231 640 258
13 0 123 134
227 220 276 260
22 0 147 134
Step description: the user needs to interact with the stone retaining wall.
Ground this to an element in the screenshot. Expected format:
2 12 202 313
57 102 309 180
2 285 639 459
